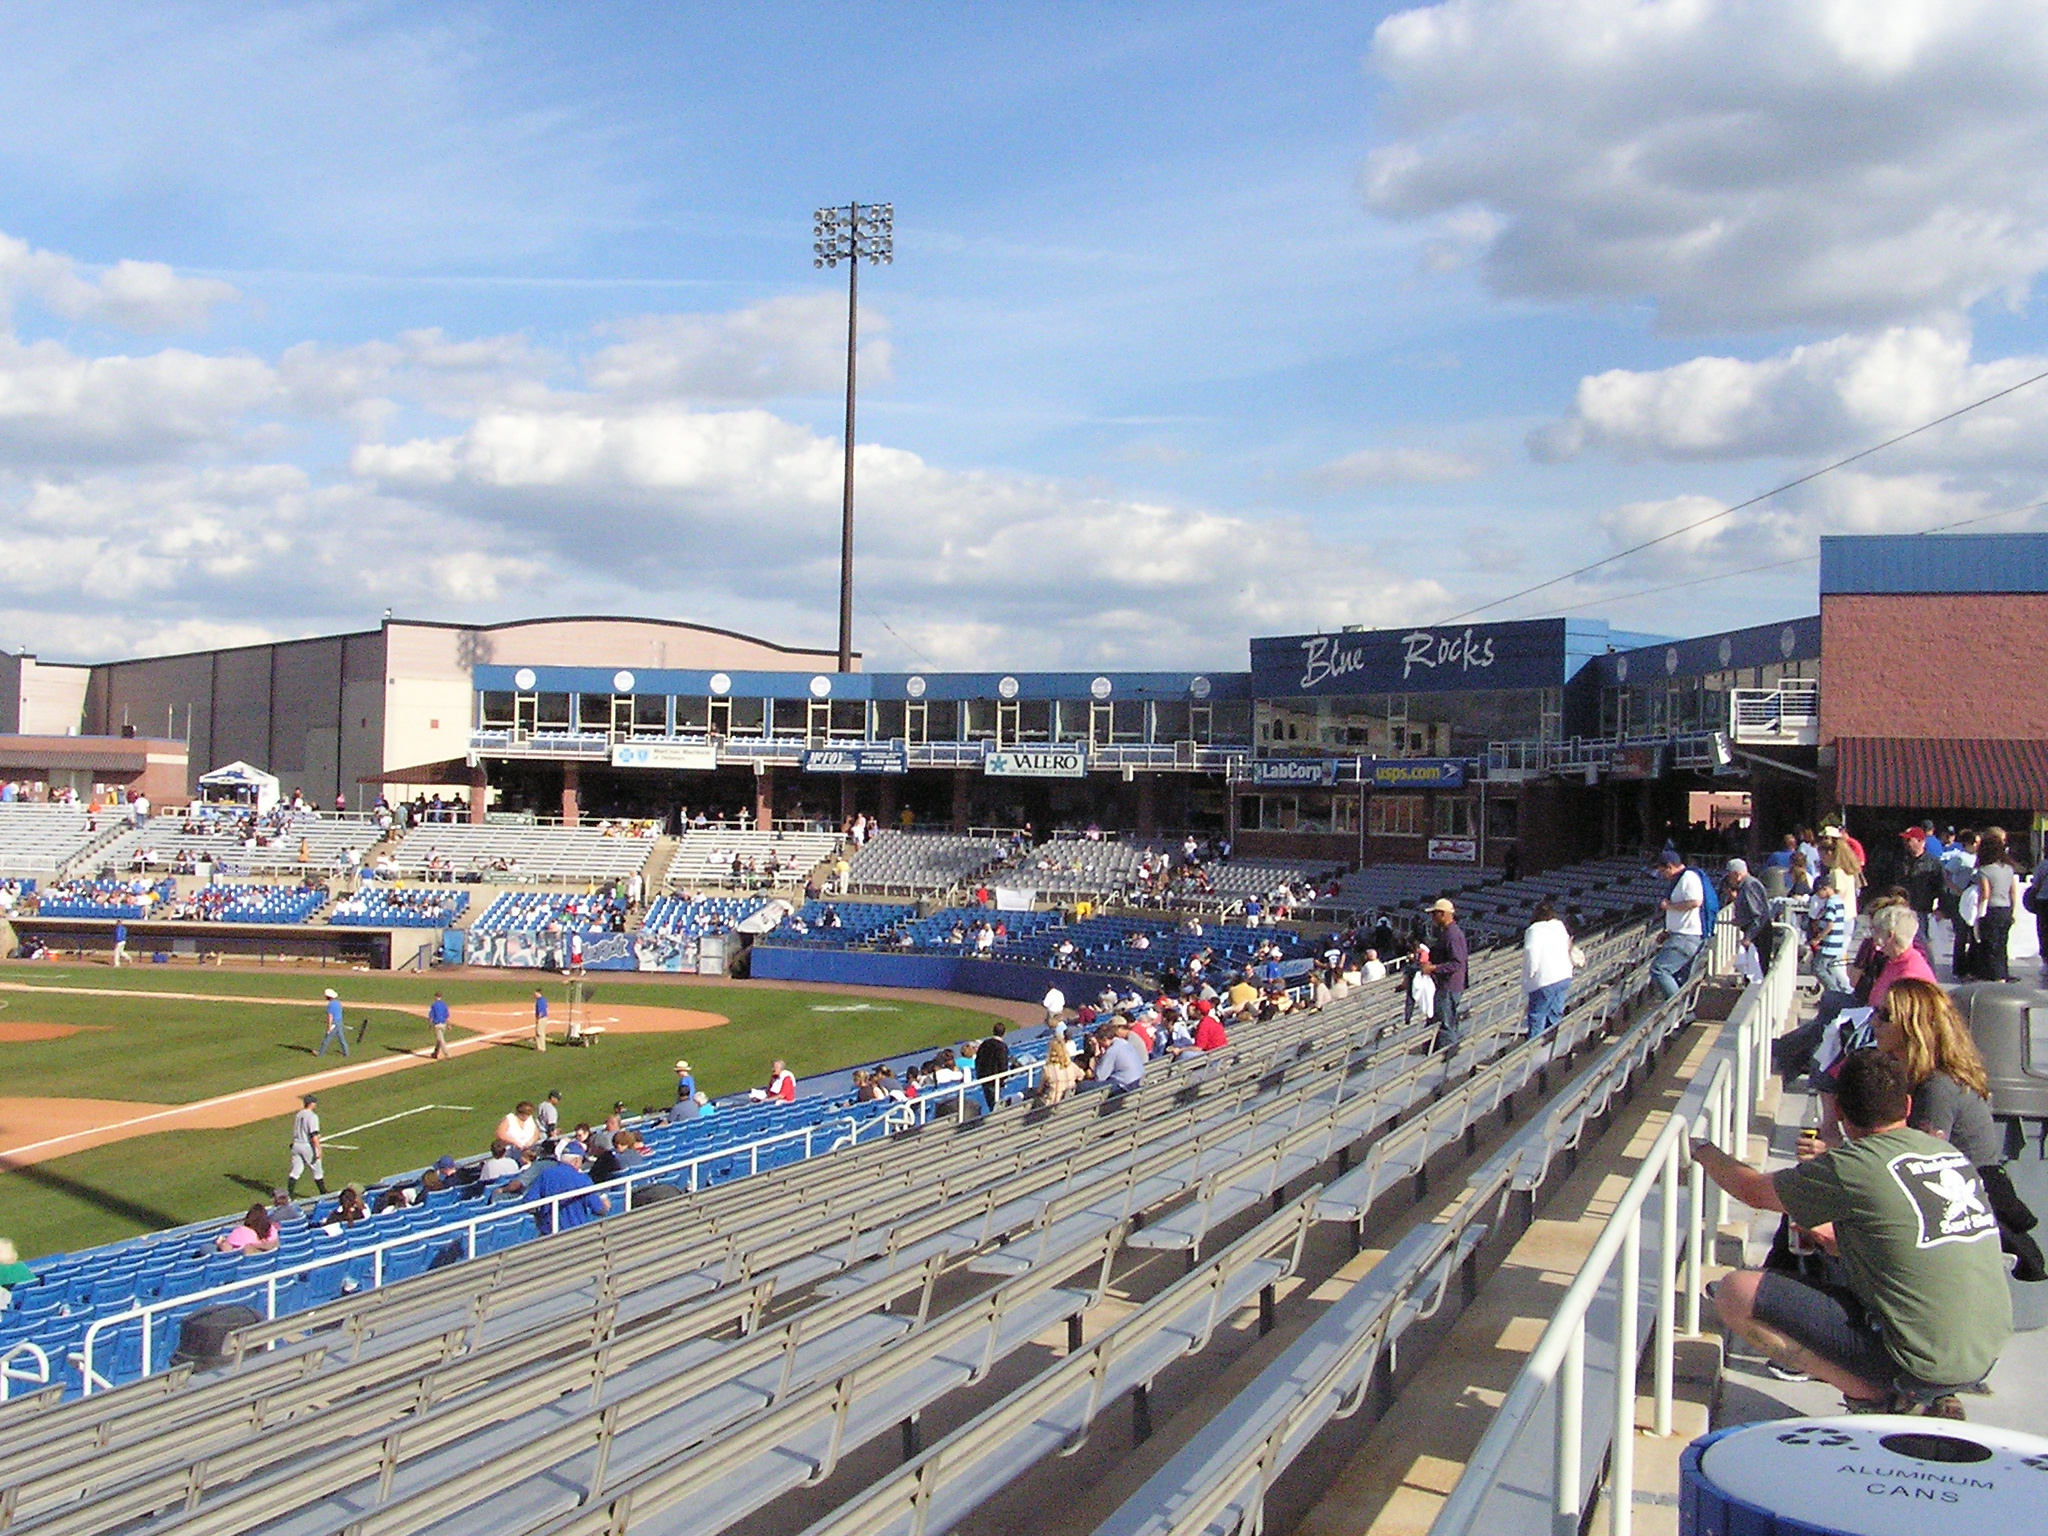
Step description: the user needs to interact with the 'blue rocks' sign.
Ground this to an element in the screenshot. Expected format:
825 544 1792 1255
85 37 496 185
1251 620 1568 697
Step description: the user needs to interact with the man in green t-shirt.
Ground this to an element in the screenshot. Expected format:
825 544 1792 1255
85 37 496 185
1693 1048 2010 1418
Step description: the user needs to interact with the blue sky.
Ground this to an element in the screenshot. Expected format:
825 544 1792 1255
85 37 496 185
6 1 2048 668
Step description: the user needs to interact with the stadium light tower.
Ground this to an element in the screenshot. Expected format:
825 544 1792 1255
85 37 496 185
813 201 893 673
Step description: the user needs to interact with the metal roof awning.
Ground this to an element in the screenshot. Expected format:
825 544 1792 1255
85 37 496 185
357 758 474 787
1835 736 2048 810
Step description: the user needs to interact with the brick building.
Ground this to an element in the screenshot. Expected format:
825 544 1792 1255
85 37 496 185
1821 531 2048 841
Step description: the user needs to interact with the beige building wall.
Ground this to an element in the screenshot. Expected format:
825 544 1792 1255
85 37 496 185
12 657 92 736
378 617 846 777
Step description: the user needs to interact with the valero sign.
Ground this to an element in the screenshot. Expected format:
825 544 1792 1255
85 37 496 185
984 747 1087 779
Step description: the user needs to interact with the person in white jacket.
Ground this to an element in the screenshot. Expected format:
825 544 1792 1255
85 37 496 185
1522 901 1577 1037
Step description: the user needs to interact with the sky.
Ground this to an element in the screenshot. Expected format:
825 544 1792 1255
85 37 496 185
7 0 2048 671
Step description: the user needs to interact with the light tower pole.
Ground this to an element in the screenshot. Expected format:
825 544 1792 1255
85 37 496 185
813 201 893 673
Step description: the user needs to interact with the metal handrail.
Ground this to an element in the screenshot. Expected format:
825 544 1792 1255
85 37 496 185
1429 927 1798 1536
73 1109 881 1393
0 1341 51 1402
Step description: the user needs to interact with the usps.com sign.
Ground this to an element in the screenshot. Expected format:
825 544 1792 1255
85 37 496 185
1251 619 1569 698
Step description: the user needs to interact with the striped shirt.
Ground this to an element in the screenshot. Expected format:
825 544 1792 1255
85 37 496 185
1810 892 1849 960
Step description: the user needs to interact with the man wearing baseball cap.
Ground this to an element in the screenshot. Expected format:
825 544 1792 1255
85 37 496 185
316 988 349 1058
287 1093 326 1197
1418 898 1469 1051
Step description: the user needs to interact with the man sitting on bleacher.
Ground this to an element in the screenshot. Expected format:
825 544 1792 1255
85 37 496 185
1693 1049 2011 1419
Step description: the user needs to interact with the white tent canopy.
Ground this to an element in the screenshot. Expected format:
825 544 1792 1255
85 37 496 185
196 760 280 815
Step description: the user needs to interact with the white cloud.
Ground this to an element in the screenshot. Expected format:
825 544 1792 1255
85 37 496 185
0 466 545 649
1532 325 2048 466
1364 0 2048 329
1583 471 2007 589
0 233 237 331
0 331 275 464
1306 446 1483 488
585 294 889 402
351 398 1448 665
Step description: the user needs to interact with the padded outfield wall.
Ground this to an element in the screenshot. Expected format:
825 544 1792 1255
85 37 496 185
749 944 1131 1007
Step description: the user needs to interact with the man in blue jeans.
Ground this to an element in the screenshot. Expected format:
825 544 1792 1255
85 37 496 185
1420 898 1469 1050
316 987 350 1057
1650 850 1705 998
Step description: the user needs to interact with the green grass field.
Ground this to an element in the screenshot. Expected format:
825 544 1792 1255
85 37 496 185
0 964 1001 1261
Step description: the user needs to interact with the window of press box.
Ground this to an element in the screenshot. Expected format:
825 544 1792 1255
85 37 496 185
771 698 810 736
633 694 667 731
577 693 612 731
479 692 515 727
923 699 959 740
727 696 765 734
1369 794 1423 837
965 699 997 738
1016 699 1052 740
1433 796 1474 837
1242 790 1358 834
674 695 710 733
534 692 572 728
831 700 867 737
873 699 906 739
1486 797 1519 842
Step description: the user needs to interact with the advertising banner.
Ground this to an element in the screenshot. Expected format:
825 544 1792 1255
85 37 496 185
801 742 908 774
1369 758 1466 790
1609 744 1665 781
983 747 1087 778
1251 758 1338 787
611 742 719 771
1251 619 1567 698
1427 836 1478 863
462 929 699 972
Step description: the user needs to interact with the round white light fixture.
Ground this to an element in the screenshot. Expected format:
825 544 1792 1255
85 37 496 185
709 672 731 696
809 675 833 698
905 675 927 699
513 668 537 691
613 670 635 692
998 676 1019 700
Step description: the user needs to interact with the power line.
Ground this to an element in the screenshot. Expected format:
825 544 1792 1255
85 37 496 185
1438 365 2048 624
1545 554 1818 617
1543 494 2048 618
856 596 938 673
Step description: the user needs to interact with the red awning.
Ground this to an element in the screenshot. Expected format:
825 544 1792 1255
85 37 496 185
1835 736 2048 810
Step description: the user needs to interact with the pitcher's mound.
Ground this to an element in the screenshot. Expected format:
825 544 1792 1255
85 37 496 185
447 1003 728 1035
0 1021 106 1042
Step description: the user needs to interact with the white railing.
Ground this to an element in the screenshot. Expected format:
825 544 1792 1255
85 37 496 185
1728 686 1819 746
1430 926 1797 1536
0 1341 51 1402
73 1110 882 1393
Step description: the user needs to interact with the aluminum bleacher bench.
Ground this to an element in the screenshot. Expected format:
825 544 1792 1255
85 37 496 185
779 1193 1321 1536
